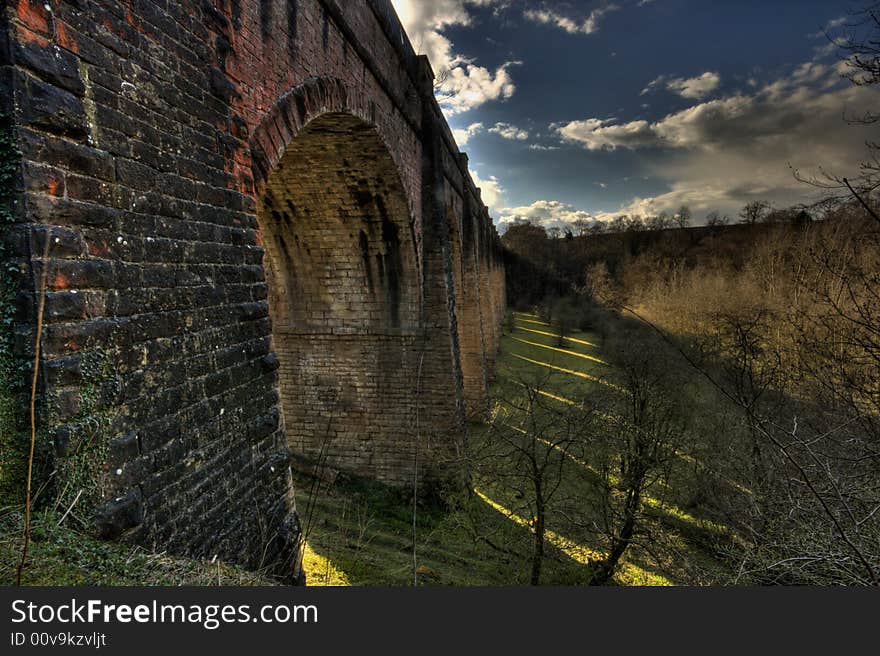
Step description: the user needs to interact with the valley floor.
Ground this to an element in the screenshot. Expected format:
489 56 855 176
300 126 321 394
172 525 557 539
300 312 738 585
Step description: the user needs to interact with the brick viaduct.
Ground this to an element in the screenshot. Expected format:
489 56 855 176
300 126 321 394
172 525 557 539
1 0 505 581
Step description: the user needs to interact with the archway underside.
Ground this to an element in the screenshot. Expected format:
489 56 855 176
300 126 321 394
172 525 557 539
258 113 422 484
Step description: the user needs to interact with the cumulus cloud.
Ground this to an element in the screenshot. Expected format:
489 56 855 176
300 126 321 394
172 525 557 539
452 122 484 146
437 61 520 115
497 200 594 232
557 116 656 150
489 122 529 140
391 0 518 116
523 4 620 35
557 63 862 152
469 168 506 213
592 185 738 224
642 71 721 99
565 62 879 221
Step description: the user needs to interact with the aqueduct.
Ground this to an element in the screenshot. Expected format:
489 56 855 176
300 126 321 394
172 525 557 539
1 0 505 580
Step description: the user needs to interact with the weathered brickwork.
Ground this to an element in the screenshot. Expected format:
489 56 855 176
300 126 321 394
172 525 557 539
2 0 505 579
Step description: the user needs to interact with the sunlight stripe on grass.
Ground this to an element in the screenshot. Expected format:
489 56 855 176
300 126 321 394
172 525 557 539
475 488 604 562
642 498 729 534
301 542 350 586
474 489 673 586
502 378 578 406
510 353 621 390
504 424 600 474
517 326 598 348
511 336 607 364
515 314 552 327
537 388 577 405
503 426 728 535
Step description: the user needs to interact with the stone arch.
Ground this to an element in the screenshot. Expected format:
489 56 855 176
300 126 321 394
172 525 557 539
251 79 422 484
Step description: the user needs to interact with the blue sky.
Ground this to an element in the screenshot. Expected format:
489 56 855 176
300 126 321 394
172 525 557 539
390 0 879 230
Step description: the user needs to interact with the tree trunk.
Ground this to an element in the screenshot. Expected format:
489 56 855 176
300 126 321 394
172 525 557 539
531 491 545 585
591 484 641 585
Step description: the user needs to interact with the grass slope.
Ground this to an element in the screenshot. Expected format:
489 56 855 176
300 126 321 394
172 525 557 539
300 313 735 585
0 509 274 586
1 313 737 586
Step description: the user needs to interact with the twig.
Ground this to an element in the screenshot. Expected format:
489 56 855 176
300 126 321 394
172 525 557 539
616 301 879 586
16 229 51 586
56 489 83 527
843 177 880 226
301 410 335 545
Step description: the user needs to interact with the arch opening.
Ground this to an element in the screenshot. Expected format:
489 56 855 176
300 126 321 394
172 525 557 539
257 113 421 484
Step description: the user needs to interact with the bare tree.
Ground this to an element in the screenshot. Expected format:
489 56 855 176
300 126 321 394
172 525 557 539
705 210 729 226
474 368 600 585
607 217 880 584
739 200 772 225
583 325 688 585
571 218 592 237
675 205 692 229
551 297 574 347
795 5 879 221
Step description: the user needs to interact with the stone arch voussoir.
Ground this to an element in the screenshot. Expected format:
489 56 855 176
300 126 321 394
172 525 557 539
250 77 373 192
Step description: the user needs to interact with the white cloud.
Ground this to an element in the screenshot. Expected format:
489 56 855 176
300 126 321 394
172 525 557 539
557 117 656 150
523 4 620 35
569 62 878 222
592 184 738 223
437 61 520 115
642 71 721 99
557 63 855 153
469 168 506 213
391 0 518 116
497 200 594 232
667 72 722 99
452 122 484 146
489 122 529 140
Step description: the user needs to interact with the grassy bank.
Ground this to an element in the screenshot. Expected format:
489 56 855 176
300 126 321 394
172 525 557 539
300 312 736 585
1 312 738 586
0 508 274 585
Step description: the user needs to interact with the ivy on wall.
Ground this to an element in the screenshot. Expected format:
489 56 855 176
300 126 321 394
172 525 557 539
0 108 28 505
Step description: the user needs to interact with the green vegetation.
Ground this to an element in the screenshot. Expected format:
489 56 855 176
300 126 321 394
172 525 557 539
0 508 273 586
502 206 879 585
295 468 588 586
53 346 119 516
298 313 735 585
0 108 25 506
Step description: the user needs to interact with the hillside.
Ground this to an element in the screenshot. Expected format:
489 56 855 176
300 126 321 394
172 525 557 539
503 221 810 306
298 312 737 586
1 509 274 586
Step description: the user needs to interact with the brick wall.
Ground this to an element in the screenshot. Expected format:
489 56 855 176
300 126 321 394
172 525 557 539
2 0 504 578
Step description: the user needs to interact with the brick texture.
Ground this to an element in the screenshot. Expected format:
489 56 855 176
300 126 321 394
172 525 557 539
2 0 505 580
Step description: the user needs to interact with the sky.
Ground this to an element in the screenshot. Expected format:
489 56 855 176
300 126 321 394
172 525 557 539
389 0 879 232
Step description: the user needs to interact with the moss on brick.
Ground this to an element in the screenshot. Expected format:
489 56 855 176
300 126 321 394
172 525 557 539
52 345 119 520
0 108 27 506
